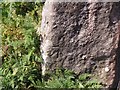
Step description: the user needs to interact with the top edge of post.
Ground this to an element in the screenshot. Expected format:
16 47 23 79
0 0 120 2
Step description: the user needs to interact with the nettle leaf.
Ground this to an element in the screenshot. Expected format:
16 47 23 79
84 79 101 87
27 47 35 60
10 40 24 49
79 73 91 81
78 82 84 88
19 76 24 81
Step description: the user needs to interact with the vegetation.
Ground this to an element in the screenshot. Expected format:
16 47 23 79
1 2 43 89
0 2 102 89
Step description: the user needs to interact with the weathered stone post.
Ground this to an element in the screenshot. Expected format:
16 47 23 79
39 0 120 88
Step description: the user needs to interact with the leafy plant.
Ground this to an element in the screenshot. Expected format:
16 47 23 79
1 2 43 89
33 69 102 89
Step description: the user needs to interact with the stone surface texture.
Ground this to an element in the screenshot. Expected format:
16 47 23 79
39 1 120 88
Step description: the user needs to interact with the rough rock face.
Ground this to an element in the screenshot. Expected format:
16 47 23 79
39 1 120 88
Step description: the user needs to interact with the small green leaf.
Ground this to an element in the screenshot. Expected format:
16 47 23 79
12 68 18 76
